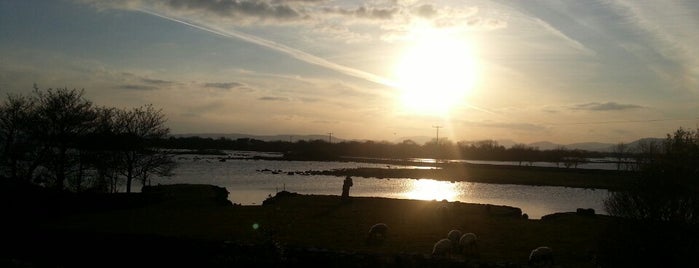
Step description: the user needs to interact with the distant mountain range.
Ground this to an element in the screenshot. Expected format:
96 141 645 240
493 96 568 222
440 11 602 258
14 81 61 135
172 133 664 152
173 133 345 143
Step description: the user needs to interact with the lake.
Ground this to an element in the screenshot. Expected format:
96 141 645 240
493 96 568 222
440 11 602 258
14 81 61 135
150 151 611 219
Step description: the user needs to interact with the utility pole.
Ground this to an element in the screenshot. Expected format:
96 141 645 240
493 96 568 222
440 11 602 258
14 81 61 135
432 125 442 145
432 125 442 164
327 132 333 144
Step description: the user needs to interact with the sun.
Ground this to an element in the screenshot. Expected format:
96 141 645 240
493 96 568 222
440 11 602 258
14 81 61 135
392 26 478 116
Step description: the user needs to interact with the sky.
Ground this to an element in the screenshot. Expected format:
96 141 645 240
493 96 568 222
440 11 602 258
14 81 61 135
1 0 698 144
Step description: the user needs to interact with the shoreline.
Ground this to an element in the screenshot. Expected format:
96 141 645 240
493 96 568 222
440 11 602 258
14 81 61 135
299 163 632 190
4 184 695 267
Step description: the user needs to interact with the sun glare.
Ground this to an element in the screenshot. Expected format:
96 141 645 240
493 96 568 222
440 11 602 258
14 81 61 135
392 26 478 116
404 179 459 201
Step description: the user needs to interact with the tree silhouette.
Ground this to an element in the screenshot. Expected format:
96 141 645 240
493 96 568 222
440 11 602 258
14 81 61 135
612 142 629 170
29 88 97 190
604 127 699 224
1 87 175 193
0 94 36 181
114 104 174 193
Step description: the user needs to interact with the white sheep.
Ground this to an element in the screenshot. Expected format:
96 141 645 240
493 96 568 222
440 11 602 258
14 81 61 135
366 223 389 245
447 229 462 245
459 233 478 255
432 238 453 257
529 246 554 266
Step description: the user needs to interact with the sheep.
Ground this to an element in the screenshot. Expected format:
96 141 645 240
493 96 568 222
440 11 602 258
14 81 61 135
366 223 389 245
432 238 453 257
458 233 478 255
447 229 462 245
529 246 554 267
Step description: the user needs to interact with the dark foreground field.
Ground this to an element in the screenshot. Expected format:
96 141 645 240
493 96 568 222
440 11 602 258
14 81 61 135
2 183 697 268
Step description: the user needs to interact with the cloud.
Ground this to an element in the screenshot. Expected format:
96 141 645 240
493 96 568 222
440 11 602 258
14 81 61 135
571 102 644 111
465 17 507 30
532 18 595 55
141 78 174 85
204 82 244 90
471 121 548 131
258 96 290 101
323 5 399 20
138 10 395 87
79 0 307 23
170 0 302 20
413 4 438 19
118 84 159 90
607 0 699 91
311 24 372 43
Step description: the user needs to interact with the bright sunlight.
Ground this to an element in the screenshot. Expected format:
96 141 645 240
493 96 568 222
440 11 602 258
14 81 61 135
392 25 478 116
404 179 459 201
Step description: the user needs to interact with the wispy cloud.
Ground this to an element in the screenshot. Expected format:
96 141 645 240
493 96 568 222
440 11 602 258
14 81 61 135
204 82 244 90
79 0 308 23
472 121 548 132
258 96 289 101
118 84 159 91
141 78 173 85
606 0 699 91
451 119 548 132
322 6 399 20
571 102 644 111
137 9 396 87
532 18 596 56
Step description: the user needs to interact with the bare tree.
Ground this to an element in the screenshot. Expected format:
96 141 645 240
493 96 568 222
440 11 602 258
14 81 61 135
32 88 97 190
605 127 699 224
0 94 36 180
79 107 121 192
612 142 629 170
114 104 174 193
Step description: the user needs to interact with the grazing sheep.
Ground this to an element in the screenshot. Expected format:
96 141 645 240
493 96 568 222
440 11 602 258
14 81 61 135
447 229 462 245
529 246 554 267
366 223 389 245
459 233 478 255
432 238 453 257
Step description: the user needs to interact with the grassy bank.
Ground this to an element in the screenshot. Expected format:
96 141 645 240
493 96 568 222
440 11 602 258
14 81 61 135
4 186 628 267
4 182 696 267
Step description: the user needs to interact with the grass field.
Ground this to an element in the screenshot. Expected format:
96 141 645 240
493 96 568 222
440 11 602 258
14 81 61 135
2 171 696 267
6 189 621 267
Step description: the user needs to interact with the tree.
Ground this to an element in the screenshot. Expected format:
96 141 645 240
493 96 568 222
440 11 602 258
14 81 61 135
114 104 174 193
32 88 97 190
612 142 629 170
0 94 36 180
79 106 121 193
604 127 699 224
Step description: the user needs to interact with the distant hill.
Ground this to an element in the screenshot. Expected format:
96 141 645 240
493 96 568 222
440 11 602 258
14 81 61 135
527 138 665 152
621 137 666 152
171 133 664 152
172 133 345 143
528 141 560 151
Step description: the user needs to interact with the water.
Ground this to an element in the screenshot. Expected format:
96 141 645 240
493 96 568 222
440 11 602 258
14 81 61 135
150 151 610 219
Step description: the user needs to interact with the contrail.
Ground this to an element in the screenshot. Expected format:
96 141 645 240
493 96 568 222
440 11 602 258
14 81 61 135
138 9 396 88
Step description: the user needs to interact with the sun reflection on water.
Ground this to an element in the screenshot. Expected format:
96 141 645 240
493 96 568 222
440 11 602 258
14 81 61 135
403 179 459 201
